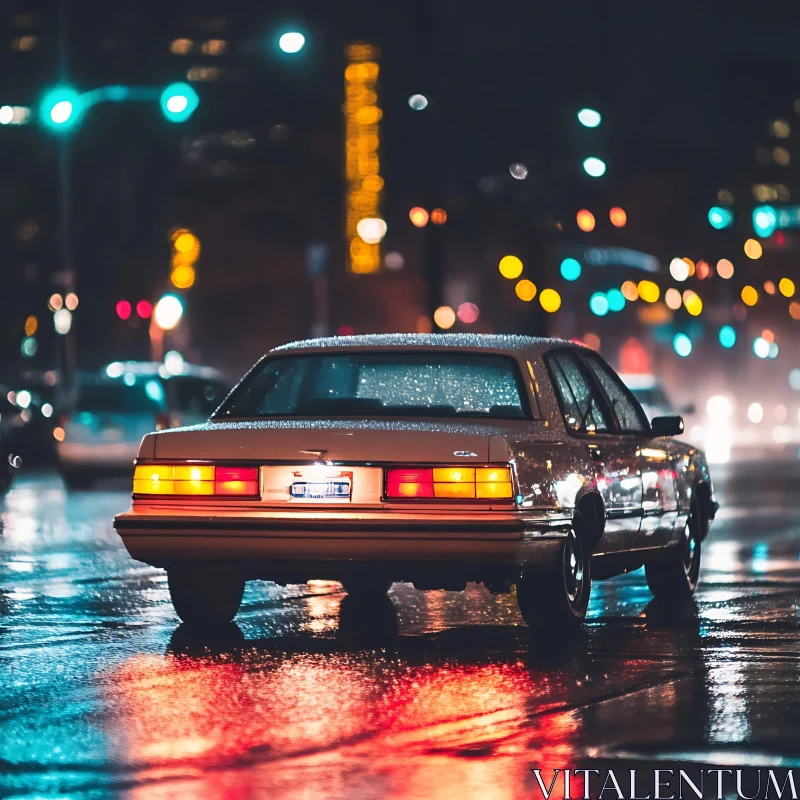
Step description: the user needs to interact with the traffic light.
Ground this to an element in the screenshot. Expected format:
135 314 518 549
752 205 777 237
170 228 200 288
708 206 734 230
160 82 199 123
39 86 82 131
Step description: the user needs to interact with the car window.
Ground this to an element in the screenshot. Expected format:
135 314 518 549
77 380 166 413
215 352 532 420
171 377 230 415
580 353 650 433
546 352 610 433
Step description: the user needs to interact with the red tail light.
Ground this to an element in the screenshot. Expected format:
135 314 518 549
385 465 514 501
133 464 260 498
214 466 259 496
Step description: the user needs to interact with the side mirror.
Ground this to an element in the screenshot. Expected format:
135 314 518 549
650 415 684 437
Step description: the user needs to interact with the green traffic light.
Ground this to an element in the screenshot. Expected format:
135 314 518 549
39 86 83 131
159 82 199 123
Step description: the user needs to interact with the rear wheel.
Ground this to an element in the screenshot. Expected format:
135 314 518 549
645 502 702 603
167 564 245 626
516 510 591 633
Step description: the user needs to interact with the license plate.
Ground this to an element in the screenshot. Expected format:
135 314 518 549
290 479 351 499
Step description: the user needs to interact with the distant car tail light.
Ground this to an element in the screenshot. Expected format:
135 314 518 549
133 464 259 498
385 465 513 501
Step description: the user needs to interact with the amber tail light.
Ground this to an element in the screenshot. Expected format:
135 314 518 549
133 464 259 498
385 466 513 500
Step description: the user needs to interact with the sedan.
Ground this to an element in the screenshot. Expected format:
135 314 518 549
113 334 717 632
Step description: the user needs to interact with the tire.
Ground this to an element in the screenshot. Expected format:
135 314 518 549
167 564 245 626
340 575 392 598
516 510 591 632
645 501 702 603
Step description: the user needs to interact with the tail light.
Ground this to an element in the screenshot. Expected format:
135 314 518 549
385 465 513 500
133 464 259 498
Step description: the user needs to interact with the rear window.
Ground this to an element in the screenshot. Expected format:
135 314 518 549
215 352 531 420
77 380 166 412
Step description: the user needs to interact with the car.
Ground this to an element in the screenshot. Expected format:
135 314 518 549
113 334 717 632
57 361 230 489
619 373 695 423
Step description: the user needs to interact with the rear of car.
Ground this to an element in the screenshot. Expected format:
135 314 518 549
57 377 170 487
115 346 571 620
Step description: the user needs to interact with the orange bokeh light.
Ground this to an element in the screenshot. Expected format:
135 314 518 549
576 209 596 232
430 208 447 225
609 207 627 227
409 207 429 227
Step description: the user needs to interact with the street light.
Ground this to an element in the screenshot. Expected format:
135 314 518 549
39 86 82 131
278 31 305 54
154 294 184 330
160 82 199 123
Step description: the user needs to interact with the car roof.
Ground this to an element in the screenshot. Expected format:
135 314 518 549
272 333 580 356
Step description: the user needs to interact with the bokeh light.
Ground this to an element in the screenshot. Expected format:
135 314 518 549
664 288 682 310
559 258 582 281
669 257 689 282
515 279 537 302
433 305 456 329
278 32 305 54
384 251 404 271
716 259 734 279
53 308 72 335
753 337 770 359
744 238 763 259
590 293 609 316
116 300 132 320
457 302 479 324
761 328 774 343
606 288 625 312
539 288 561 313
779 278 795 297
356 217 388 244
48 293 63 311
637 280 660 303
583 332 601 350
791 302 800 320
696 260 711 280
621 281 639 301
576 209 595 232
171 264 196 289
65 292 79 310
582 157 606 177
609 207 627 227
577 108 601 128
499 255 523 280
430 208 447 225
24 315 38 336
154 294 184 330
509 162 528 180
790 369 800 390
741 285 758 306
764 280 776 295
673 333 692 357
682 257 696 276
719 325 736 348
408 94 429 111
748 402 764 423
409 207 429 227
682 290 703 316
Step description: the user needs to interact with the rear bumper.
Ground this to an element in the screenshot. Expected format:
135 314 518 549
113 509 570 568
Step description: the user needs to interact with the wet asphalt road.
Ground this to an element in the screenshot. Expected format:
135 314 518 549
1 462 799 799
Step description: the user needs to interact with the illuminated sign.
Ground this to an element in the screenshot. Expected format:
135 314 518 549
344 43 383 274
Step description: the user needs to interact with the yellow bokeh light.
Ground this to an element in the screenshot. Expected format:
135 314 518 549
171 264 196 289
576 209 595 232
637 280 660 303
682 257 696 277
433 305 456 329
744 239 763 260
664 288 682 310
741 285 758 306
173 231 199 254
24 314 38 336
539 288 561 313
716 258 734 279
515 279 537 302
683 290 703 316
779 278 795 298
621 280 639 301
409 207 429 227
499 255 523 280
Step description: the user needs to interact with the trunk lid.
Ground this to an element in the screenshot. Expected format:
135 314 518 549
151 419 518 463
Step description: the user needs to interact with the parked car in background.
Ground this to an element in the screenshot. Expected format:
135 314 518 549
57 361 230 489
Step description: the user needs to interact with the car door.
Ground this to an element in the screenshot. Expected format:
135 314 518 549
545 350 642 553
578 351 679 549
